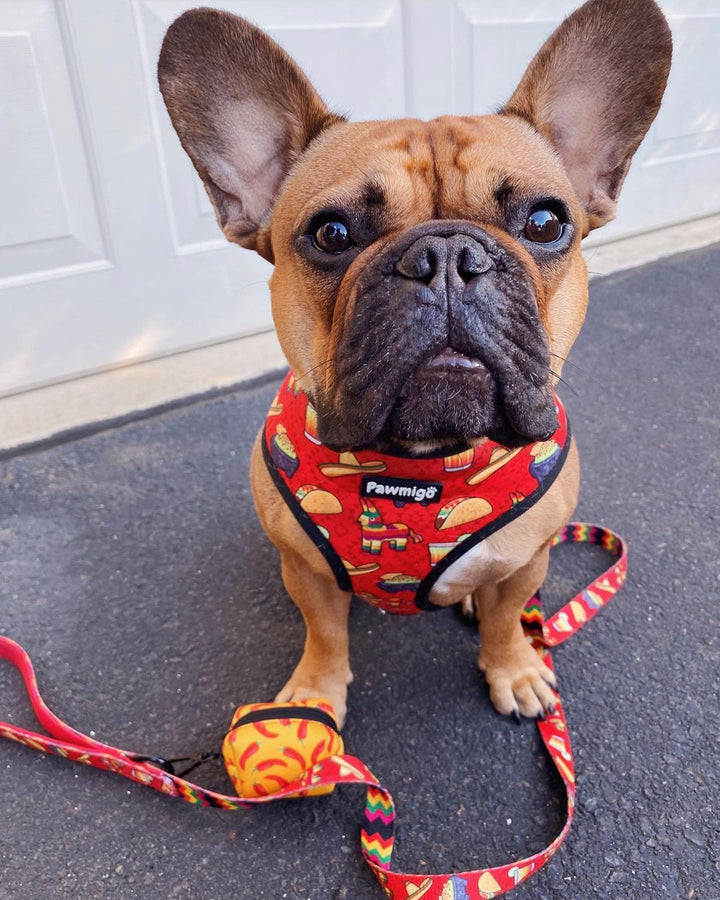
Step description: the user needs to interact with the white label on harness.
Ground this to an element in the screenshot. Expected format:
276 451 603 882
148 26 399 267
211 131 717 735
361 476 443 504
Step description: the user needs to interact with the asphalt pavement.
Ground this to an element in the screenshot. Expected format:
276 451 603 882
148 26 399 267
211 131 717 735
1 243 719 899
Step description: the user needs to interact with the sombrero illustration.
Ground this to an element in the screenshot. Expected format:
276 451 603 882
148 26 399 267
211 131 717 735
341 558 381 576
465 446 522 485
402 877 433 898
319 451 387 477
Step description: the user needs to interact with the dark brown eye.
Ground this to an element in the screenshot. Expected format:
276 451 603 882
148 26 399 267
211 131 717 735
524 209 563 244
313 220 353 253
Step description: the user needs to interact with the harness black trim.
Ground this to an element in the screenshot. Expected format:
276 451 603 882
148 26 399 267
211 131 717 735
263 417 572 613
414 420 572 610
262 436 351 592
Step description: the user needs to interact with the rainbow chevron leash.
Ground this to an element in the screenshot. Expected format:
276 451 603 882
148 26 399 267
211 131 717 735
0 522 626 899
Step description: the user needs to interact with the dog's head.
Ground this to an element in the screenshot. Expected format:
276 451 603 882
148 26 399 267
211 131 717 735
158 0 671 452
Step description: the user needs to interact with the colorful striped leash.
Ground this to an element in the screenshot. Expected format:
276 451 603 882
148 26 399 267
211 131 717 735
0 522 626 899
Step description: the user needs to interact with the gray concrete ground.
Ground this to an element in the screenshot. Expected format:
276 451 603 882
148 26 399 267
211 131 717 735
1 244 719 899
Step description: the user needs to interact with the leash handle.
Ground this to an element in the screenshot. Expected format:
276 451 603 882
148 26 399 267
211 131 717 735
0 636 379 812
0 522 627 899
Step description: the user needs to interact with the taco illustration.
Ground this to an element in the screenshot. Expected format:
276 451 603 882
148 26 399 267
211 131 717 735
270 424 299 477
569 599 587 624
435 497 492 531
376 572 422 594
477 871 502 898
529 440 561 481
295 484 342 514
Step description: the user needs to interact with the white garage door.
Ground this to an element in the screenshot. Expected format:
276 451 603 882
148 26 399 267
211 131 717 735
1 0 718 397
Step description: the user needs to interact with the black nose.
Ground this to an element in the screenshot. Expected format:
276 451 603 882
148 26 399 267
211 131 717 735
395 233 493 287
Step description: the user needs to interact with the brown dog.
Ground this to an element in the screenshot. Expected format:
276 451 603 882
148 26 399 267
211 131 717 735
158 1 671 727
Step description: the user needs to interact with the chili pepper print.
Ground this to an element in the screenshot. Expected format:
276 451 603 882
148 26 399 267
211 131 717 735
265 774 290 790
311 739 327 766
238 741 260 769
252 721 280 739
283 745 307 767
255 757 289 772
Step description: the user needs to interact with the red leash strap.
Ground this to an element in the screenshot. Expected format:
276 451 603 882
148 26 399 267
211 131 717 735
364 522 627 898
0 522 626 898
543 523 627 648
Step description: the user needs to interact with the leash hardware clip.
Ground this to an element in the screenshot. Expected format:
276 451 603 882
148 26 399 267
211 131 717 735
129 751 220 778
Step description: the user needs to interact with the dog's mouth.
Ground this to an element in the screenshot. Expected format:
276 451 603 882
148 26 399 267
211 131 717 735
424 348 488 372
321 342 555 454
376 347 536 452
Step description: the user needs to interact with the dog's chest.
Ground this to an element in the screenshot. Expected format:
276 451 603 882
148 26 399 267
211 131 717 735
429 533 535 605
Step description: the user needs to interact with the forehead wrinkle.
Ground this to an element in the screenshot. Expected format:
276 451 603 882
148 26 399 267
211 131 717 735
429 119 491 220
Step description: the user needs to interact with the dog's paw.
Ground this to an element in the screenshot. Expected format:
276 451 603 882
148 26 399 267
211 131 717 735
275 674 351 730
479 639 557 719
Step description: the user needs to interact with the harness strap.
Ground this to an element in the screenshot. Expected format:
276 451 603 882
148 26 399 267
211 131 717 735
0 522 626 898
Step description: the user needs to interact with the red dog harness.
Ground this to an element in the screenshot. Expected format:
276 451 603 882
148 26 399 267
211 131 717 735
263 371 571 614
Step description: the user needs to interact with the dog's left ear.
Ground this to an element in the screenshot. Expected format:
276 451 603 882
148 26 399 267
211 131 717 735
502 0 672 232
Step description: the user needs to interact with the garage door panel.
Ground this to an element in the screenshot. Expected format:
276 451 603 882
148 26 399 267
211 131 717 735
0 1 717 397
0 0 109 286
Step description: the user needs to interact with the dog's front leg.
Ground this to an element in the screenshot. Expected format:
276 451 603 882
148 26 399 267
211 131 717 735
274 548 353 728
475 544 557 720
251 434 353 727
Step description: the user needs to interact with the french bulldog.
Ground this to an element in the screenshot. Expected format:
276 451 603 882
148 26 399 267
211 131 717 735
158 0 671 728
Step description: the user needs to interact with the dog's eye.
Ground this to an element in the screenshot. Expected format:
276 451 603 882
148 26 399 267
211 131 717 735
524 209 563 243
312 219 353 253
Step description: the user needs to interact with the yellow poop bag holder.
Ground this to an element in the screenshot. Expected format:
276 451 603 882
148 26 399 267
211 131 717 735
0 523 627 898
222 699 344 798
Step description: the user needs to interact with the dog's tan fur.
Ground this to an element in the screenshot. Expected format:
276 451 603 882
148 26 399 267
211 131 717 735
159 0 671 727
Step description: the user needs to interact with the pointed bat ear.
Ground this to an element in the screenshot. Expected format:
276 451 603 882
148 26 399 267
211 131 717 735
158 8 344 260
501 0 671 233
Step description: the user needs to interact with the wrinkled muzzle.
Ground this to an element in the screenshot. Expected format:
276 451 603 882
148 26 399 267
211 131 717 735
316 221 558 451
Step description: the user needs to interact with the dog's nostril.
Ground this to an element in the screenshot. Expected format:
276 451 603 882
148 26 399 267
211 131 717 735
396 245 437 284
455 241 492 283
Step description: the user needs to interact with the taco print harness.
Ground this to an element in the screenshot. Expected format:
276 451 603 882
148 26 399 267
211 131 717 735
263 371 571 614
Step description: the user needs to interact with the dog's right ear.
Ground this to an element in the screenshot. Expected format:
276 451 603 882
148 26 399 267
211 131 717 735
158 8 342 260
